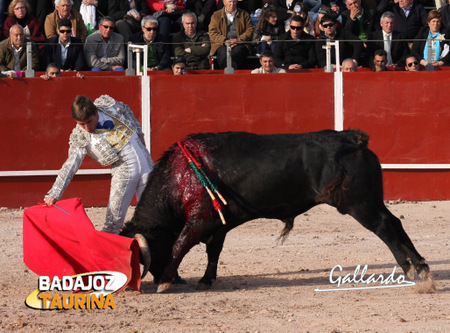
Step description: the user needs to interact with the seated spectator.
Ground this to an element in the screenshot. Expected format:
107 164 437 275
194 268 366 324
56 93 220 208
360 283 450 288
372 49 387 71
284 3 323 38
405 54 420 71
172 12 210 70
44 19 86 71
147 0 185 41
439 0 450 30
129 15 171 71
0 24 40 71
184 0 217 31
315 14 362 69
251 50 286 73
208 0 254 70
412 10 450 68
322 0 346 19
45 0 89 42
108 0 149 43
376 0 427 41
341 57 357 71
301 5 340 38
341 0 377 67
368 11 408 68
84 16 125 71
40 61 85 79
172 55 186 74
274 15 316 70
3 0 46 48
252 4 283 55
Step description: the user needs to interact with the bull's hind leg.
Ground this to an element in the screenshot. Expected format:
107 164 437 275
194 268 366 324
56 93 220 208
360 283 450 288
347 202 430 280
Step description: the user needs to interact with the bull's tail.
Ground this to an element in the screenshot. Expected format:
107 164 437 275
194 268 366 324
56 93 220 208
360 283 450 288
315 129 369 205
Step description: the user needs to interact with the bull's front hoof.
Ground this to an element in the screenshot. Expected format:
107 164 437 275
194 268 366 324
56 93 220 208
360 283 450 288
157 282 173 293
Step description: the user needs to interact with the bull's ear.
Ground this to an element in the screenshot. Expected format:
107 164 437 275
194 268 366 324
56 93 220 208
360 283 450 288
135 234 151 279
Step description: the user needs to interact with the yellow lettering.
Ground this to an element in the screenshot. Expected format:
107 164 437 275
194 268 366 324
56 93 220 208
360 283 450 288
62 294 74 309
91 294 103 309
49 294 62 309
103 294 116 309
74 294 85 309
38 293 51 310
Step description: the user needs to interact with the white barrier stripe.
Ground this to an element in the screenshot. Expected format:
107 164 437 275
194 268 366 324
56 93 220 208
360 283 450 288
381 164 450 169
1 164 449 177
0 169 112 177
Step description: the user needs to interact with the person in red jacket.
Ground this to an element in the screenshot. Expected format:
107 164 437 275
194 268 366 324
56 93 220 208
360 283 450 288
3 0 46 48
146 0 185 40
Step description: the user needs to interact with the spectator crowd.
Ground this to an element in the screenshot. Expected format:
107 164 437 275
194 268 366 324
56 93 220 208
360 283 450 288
0 0 448 75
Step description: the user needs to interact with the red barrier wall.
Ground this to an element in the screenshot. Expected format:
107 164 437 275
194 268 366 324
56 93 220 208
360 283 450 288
344 71 450 200
149 71 334 159
1 74 142 208
1 70 449 207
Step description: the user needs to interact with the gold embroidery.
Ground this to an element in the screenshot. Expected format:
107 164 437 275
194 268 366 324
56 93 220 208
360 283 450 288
96 117 134 151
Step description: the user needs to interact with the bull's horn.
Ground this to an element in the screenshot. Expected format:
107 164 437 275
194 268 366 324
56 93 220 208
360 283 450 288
134 233 151 279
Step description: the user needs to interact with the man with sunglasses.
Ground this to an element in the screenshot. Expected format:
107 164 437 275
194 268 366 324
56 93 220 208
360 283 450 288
405 55 420 71
84 16 125 71
315 14 362 69
129 15 171 71
274 15 316 71
44 19 86 71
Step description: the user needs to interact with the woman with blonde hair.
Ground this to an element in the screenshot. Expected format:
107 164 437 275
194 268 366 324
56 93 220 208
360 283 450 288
3 0 46 47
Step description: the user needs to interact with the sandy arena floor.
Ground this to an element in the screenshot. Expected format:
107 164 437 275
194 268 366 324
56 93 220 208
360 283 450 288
1 200 449 332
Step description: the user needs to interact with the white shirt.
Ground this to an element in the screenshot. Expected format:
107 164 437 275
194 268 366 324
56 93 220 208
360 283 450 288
59 38 71 66
225 10 236 24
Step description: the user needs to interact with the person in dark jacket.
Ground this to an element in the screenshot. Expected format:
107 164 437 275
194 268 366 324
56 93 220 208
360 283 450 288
315 14 362 69
44 19 86 71
129 15 171 71
108 0 150 42
274 15 316 70
376 0 427 40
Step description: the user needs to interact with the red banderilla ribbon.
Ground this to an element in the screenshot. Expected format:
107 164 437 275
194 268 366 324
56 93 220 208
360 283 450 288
177 141 227 225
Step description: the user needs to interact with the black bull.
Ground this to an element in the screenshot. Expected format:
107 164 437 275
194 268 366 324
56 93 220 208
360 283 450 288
121 129 430 292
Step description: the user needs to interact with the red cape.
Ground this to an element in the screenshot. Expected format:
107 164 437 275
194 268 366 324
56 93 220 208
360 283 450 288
23 197 141 291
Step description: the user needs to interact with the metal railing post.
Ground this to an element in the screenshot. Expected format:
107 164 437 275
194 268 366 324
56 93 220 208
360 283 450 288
126 42 135 76
25 42 34 77
127 43 148 76
323 39 333 73
224 41 234 74
425 38 434 71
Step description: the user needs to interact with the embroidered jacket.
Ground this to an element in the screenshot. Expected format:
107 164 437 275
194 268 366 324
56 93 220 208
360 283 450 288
47 95 144 200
